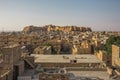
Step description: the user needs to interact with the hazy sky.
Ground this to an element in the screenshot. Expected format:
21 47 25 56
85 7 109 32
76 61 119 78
0 0 120 31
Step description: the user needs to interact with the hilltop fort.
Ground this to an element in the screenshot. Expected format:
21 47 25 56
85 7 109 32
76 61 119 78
22 24 92 33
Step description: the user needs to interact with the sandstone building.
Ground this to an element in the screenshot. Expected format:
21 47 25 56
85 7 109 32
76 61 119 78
33 46 51 54
0 44 22 80
112 44 120 67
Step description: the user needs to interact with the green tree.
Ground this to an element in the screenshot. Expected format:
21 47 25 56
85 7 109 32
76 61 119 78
105 36 120 54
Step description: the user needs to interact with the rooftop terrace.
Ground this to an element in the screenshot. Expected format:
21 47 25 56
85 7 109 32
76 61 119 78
31 54 102 63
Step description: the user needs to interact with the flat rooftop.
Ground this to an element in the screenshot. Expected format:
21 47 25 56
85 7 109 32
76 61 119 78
31 54 102 63
68 71 110 80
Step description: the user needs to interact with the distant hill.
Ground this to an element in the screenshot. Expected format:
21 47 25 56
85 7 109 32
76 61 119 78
22 25 92 33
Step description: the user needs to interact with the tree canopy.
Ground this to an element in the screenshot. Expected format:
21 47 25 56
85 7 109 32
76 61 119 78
105 36 120 54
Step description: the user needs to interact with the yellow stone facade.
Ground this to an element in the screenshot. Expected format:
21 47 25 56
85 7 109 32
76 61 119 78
112 44 120 67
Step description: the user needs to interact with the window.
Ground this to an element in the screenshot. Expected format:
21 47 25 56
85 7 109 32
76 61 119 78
70 60 77 64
